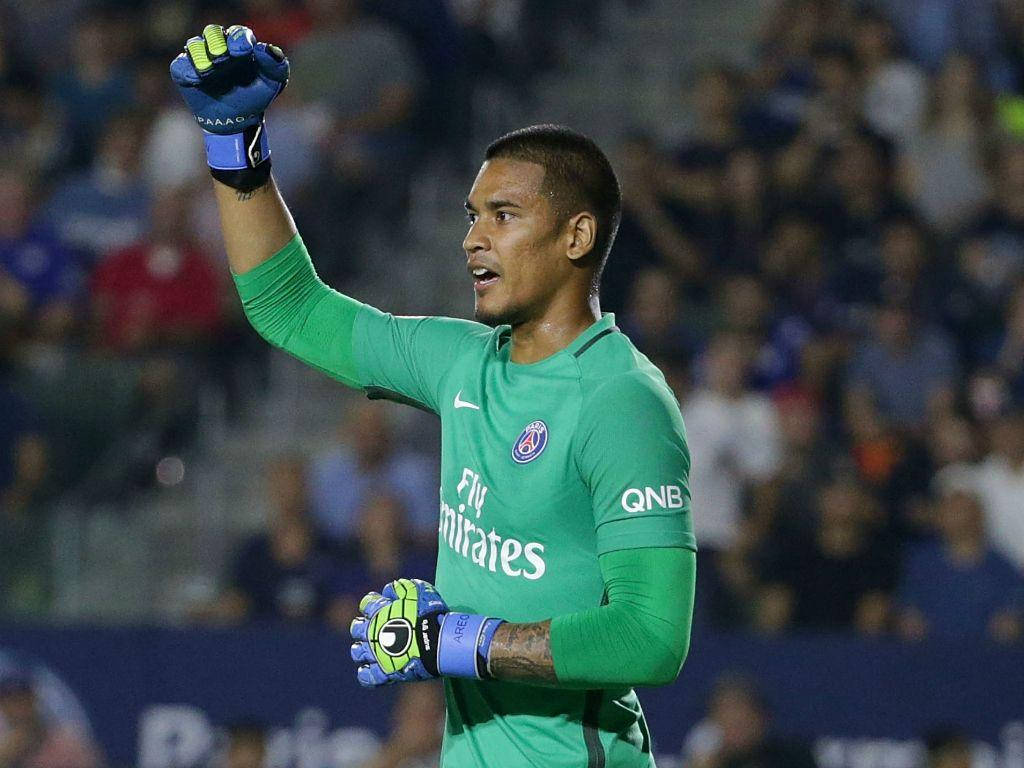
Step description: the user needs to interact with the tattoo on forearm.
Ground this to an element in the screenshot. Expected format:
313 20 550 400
235 183 270 202
488 620 557 683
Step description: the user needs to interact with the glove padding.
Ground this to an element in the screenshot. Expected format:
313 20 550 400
350 579 448 688
169 24 288 134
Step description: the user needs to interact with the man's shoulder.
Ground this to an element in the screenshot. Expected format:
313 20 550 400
576 365 682 438
575 330 674 405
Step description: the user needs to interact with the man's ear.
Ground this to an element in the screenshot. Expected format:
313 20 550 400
566 212 597 262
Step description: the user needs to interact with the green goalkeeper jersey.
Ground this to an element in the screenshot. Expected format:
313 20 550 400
351 306 696 768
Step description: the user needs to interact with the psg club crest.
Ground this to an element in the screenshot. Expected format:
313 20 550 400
512 420 548 464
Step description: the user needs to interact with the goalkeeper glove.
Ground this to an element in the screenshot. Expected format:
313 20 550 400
169 24 289 191
349 579 504 688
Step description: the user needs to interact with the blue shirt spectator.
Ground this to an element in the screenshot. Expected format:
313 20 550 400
50 12 136 163
229 520 346 624
0 228 83 312
847 298 958 430
897 486 1024 642
309 402 437 546
41 113 150 264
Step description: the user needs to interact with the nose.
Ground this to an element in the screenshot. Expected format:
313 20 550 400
463 220 489 255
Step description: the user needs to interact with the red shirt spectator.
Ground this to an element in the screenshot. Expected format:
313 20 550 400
90 190 222 353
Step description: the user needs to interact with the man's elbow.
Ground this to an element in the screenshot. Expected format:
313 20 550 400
633 637 690 687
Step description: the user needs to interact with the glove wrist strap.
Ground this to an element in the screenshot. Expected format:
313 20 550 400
204 120 272 192
435 614 503 680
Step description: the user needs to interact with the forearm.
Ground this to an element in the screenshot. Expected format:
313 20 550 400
213 175 296 275
488 620 558 684
487 548 695 689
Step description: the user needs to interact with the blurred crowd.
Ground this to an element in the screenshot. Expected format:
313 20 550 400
611 0 1024 646
0 0 1022 661
0 0 610 618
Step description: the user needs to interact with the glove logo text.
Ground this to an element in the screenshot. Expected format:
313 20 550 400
195 114 258 127
378 618 413 657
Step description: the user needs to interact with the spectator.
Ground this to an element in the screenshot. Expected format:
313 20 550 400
682 673 817 768
897 483 1023 643
944 236 1019 370
194 455 349 628
855 9 928 143
880 0 1003 79
963 141 1024 301
50 11 137 164
0 433 51 617
751 388 836 544
987 280 1024 404
0 667 100 768
0 168 84 344
758 210 843 338
0 69 67 177
617 266 694 363
42 112 150 264
289 0 423 277
308 401 437 551
682 331 781 554
715 274 791 391
845 290 958 433
803 41 861 147
897 54 992 234
715 148 771 272
823 128 909 306
759 476 895 634
606 134 706 308
875 214 943 314
675 65 747 172
89 187 222 356
974 411 1024 571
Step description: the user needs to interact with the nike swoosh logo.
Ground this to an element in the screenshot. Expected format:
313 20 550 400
454 390 480 410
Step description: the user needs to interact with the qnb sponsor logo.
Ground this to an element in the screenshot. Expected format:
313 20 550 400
620 485 686 513
195 114 256 126
438 467 547 581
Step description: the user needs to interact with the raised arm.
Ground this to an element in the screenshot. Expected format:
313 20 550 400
214 176 296 275
171 24 489 409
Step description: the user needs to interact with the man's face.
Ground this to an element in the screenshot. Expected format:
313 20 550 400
463 159 570 327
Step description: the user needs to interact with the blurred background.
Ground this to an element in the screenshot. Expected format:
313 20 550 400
1 0 1024 766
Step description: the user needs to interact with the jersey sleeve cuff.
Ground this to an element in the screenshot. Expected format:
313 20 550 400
231 232 307 301
594 516 697 555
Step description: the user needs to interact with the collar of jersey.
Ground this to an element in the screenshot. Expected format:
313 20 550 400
498 312 617 367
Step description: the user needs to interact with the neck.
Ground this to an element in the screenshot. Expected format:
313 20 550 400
509 294 600 364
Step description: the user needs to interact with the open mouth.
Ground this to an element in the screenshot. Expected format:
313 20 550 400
472 267 500 291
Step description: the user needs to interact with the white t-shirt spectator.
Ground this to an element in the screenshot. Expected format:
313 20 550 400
682 390 781 550
975 454 1024 572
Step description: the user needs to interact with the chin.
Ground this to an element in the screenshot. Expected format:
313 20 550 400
474 299 521 328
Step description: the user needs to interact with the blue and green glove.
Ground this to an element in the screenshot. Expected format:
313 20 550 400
169 24 288 191
350 579 504 687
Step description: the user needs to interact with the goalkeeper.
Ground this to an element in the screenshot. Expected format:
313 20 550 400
171 25 696 768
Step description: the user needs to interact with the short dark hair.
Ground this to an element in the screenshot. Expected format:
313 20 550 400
485 125 622 285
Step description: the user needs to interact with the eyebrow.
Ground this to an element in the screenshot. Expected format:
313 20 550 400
464 198 523 212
